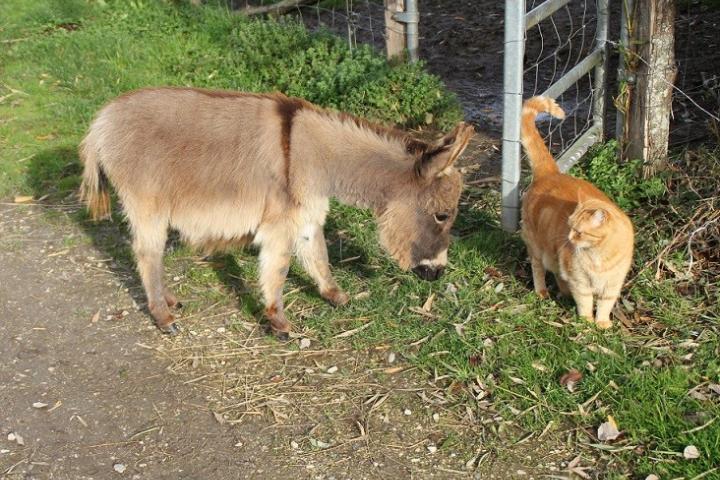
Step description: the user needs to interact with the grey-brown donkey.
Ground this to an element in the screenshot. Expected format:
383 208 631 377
80 87 474 337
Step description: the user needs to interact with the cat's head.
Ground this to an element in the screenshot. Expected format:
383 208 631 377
567 199 611 249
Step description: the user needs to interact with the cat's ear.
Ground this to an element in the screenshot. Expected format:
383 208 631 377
588 208 608 227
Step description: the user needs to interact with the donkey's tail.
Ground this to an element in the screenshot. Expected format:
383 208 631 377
79 136 111 221
521 96 565 178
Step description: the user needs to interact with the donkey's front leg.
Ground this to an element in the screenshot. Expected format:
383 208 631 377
258 236 293 340
295 224 349 307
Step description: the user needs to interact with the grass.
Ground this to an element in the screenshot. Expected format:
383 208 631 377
2 1 719 478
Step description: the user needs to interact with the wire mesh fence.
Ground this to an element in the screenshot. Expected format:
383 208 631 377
524 0 602 158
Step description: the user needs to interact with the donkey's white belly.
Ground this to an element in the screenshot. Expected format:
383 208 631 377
170 195 330 248
170 199 265 246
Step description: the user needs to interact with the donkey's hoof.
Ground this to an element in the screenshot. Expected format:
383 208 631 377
159 322 181 336
174 301 184 310
596 319 612 330
322 288 349 307
273 330 290 341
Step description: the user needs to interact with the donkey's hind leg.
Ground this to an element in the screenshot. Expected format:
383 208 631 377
257 226 294 340
131 214 177 334
295 223 348 307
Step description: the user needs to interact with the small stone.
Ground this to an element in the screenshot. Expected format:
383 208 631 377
173 276 181 281
7 433 24 446
387 352 396 364
432 413 440 422
32 402 48 409
121 310 129 317
683 445 700 459
645 475 660 480
326 366 338 374
403 409 412 416
427 445 437 454
234 441 243 447
216 327 226 334
0 449 10 454
299 338 311 350
516 470 527 475
113 463 126 473
290 441 299 449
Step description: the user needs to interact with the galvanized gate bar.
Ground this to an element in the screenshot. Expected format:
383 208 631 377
501 0 526 231
593 0 609 133
556 123 602 171
541 48 603 99
525 0 572 29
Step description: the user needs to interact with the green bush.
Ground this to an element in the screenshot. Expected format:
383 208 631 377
2 0 461 130
572 140 666 210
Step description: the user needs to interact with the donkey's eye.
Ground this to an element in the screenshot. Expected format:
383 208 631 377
434 213 449 223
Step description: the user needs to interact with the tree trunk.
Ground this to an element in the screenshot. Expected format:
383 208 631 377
384 0 406 60
624 0 677 178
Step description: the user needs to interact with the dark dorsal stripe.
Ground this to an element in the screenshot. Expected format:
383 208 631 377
276 97 310 185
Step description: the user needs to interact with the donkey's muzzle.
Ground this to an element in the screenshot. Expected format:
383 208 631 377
412 265 444 281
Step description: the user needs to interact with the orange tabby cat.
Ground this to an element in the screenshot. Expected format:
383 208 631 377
520 96 634 329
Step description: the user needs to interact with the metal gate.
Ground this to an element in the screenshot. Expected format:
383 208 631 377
501 0 610 231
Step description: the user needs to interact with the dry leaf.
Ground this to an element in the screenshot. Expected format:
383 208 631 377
333 321 373 338
298 338 311 349
559 369 583 393
683 445 700 459
597 415 621 441
384 366 404 374
14 195 33 204
531 362 547 372
422 293 435 312
91 310 100 324
212 411 226 424
483 266 502 278
309 438 331 449
509 376 525 385
32 402 48 409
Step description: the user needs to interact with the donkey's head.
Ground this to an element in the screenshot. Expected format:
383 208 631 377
377 122 474 281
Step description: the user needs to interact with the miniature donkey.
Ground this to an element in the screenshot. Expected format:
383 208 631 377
80 88 473 337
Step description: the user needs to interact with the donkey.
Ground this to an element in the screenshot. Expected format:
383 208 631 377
80 87 474 338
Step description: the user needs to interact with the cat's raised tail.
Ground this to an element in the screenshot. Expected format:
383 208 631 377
521 96 566 178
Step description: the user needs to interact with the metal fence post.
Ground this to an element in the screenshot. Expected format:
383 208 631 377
593 0 609 135
405 0 419 62
501 0 526 232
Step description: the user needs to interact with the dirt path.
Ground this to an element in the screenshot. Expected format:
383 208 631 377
0 204 299 479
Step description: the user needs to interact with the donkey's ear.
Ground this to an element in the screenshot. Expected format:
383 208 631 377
415 122 474 180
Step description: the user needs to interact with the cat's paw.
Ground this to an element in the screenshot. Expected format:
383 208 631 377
595 318 612 329
536 289 549 299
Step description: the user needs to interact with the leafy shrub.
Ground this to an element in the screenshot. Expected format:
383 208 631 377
3 0 461 130
572 140 666 210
